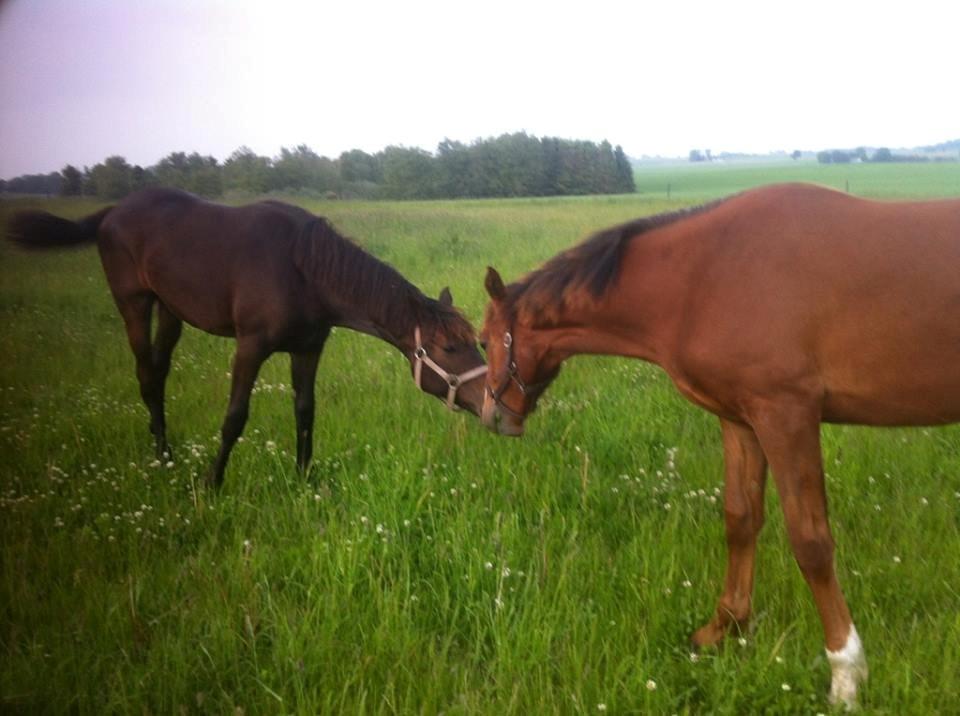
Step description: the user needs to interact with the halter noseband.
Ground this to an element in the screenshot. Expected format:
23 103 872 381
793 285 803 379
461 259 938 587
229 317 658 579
413 326 488 411
487 329 550 421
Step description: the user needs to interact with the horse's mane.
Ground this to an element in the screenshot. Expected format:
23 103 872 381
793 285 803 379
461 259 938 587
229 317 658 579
292 218 475 343
508 197 731 325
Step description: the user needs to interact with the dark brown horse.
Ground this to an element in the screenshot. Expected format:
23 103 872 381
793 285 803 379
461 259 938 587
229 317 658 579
7 188 486 486
479 183 960 708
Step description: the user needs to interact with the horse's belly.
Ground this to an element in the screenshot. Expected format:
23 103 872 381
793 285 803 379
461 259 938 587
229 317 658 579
147 275 236 337
822 375 960 426
818 310 960 426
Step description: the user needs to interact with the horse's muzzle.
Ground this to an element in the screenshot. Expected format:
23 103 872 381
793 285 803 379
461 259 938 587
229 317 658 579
482 392 524 436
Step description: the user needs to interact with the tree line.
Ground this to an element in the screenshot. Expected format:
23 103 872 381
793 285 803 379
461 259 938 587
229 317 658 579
0 133 635 200
816 146 958 164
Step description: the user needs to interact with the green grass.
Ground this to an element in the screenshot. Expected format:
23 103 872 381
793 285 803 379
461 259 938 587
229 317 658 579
634 160 960 201
2 168 960 714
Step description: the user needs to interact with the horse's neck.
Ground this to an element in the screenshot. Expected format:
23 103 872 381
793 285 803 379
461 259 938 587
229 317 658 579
336 315 401 347
534 271 673 366
334 310 414 354
331 290 417 355
536 319 660 366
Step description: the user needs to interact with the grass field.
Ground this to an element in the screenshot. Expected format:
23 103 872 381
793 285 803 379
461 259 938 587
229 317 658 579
635 160 960 201
2 164 960 713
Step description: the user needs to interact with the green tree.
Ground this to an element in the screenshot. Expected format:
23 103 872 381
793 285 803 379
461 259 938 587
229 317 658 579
60 164 83 196
153 152 222 197
379 146 437 199
5 172 61 195
82 166 95 196
131 165 155 191
436 139 472 197
185 154 222 197
89 156 133 199
338 149 381 184
223 146 272 194
273 145 338 193
613 145 635 193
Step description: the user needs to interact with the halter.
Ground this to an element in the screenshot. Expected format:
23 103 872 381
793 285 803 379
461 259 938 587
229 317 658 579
486 328 551 420
413 326 488 410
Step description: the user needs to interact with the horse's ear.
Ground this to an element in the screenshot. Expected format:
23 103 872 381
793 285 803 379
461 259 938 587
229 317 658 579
438 286 453 307
485 267 506 301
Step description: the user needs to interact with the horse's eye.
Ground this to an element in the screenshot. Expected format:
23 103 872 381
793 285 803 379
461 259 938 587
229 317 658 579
443 345 456 354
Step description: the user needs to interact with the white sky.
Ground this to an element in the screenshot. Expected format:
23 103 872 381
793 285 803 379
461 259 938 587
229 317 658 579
1 0 958 177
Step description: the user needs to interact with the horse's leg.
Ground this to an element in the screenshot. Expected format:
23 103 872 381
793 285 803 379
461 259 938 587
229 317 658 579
692 418 768 647
752 402 866 709
290 338 327 473
149 302 183 459
208 338 269 488
115 292 167 455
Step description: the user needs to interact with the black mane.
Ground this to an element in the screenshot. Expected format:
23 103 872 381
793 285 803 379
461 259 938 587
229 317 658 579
293 218 474 343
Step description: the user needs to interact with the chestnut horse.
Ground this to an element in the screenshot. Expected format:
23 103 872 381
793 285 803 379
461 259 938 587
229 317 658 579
480 183 960 708
8 188 486 486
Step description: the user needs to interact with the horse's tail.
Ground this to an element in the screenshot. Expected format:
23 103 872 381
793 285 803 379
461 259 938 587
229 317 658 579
6 206 114 251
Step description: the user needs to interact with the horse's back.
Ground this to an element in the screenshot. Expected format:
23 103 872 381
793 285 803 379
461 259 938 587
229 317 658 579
651 184 960 426
97 189 310 337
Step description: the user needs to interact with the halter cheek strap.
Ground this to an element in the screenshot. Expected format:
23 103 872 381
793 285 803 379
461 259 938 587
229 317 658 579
487 329 551 420
414 326 488 411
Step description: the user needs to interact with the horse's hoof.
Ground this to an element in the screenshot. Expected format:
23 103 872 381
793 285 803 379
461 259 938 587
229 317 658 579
204 469 223 489
690 622 725 650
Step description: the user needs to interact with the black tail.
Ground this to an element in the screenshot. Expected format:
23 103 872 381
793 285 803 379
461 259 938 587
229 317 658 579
6 206 113 251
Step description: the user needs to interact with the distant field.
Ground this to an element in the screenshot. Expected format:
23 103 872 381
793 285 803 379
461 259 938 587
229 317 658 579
635 159 960 201
2 171 959 713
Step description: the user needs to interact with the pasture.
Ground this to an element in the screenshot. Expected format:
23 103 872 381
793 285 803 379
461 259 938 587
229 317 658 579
2 166 960 713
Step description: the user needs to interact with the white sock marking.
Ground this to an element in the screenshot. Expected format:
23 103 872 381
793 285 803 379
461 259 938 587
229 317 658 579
826 623 868 710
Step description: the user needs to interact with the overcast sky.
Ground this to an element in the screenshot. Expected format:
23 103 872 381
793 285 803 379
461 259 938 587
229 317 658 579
1 0 958 178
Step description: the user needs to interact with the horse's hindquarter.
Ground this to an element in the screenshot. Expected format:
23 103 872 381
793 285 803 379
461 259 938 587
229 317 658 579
646 186 960 426
103 194 307 340
814 199 960 425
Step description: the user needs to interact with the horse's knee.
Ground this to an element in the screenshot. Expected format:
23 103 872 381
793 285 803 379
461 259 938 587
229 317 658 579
294 396 314 421
789 528 835 578
724 506 763 547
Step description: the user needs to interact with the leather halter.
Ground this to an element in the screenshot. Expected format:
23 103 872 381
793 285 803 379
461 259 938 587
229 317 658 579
413 326 487 410
486 329 550 420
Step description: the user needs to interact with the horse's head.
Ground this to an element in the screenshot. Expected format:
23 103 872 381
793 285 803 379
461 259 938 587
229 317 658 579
480 267 561 436
409 287 487 417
